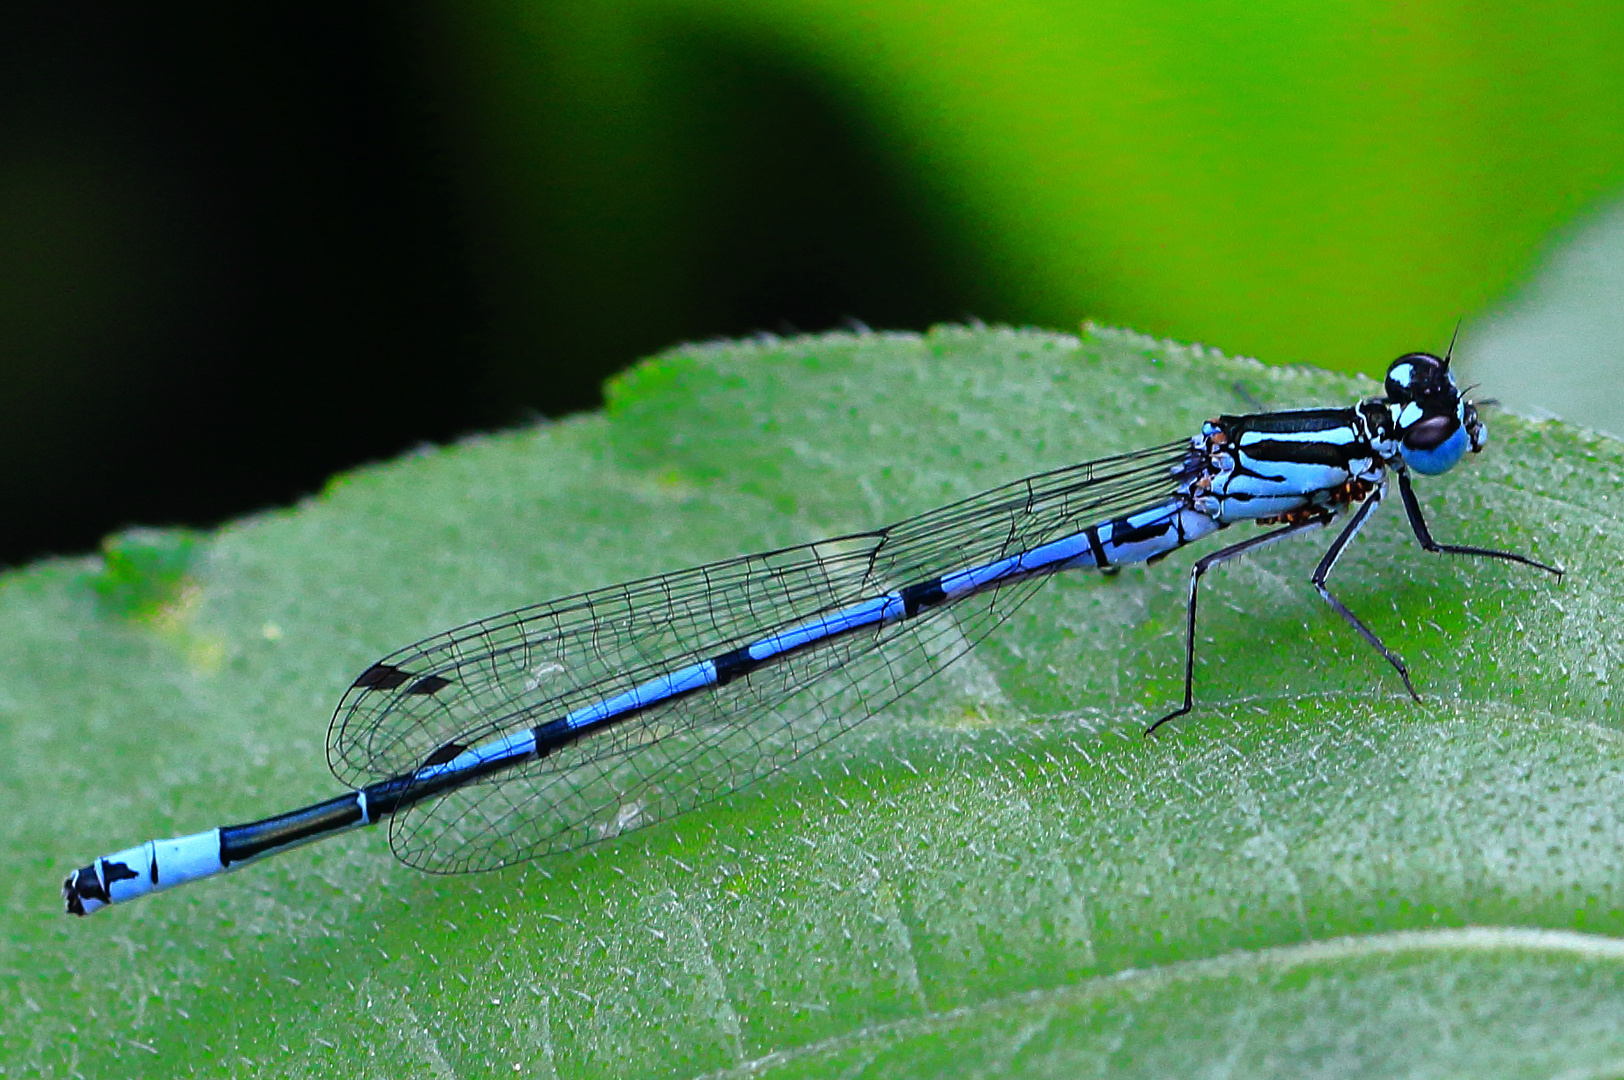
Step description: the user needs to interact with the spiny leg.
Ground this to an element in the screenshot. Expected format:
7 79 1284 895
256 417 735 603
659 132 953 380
1396 470 1563 577
1146 518 1329 735
1310 488 1420 702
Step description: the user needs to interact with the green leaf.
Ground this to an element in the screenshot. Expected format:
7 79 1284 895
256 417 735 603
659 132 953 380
5 326 1621 1077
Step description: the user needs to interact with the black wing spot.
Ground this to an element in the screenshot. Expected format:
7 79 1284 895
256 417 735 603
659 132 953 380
406 674 453 696
422 742 468 767
352 663 412 691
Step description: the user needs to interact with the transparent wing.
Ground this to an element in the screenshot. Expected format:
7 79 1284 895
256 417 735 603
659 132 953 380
327 440 1195 873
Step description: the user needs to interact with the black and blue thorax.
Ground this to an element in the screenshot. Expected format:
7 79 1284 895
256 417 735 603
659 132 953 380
1190 403 1393 526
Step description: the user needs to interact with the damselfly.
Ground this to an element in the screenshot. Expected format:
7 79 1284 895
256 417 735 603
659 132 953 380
64 348 1560 915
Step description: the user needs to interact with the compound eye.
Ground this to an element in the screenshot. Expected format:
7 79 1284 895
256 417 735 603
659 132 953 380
1385 352 1443 401
1404 414 1458 451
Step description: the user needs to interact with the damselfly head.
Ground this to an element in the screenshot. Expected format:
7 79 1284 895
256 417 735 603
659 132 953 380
1384 351 1481 475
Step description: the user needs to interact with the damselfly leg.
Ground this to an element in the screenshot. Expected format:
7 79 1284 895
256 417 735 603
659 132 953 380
1310 488 1419 703
1148 470 1564 738
1396 470 1564 577
1146 517 1329 735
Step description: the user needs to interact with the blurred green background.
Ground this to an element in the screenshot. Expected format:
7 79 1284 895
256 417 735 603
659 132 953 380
4 0 1624 566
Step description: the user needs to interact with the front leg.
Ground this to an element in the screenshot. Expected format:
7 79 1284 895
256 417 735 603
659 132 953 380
1396 469 1563 577
1311 487 1422 703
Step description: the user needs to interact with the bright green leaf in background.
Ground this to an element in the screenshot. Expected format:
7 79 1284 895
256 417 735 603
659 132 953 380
6 326 1621 1076
438 0 1624 397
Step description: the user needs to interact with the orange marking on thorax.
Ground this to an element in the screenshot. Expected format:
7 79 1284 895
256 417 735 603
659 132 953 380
1257 476 1374 526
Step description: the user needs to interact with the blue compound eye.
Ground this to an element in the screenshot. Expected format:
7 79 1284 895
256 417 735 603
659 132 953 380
1404 414 1458 451
1386 352 1446 402
1403 419 1470 475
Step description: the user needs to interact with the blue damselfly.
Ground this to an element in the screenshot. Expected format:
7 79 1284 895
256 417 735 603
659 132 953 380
64 347 1560 914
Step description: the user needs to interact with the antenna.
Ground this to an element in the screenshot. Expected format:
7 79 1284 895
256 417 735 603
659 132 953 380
1443 318 1462 370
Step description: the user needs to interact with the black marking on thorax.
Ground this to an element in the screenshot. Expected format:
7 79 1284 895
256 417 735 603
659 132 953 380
1219 408 1369 472
1358 399 1398 448
1218 407 1353 436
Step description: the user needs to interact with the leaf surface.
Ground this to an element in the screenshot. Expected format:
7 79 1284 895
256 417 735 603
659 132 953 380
4 326 1620 1077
